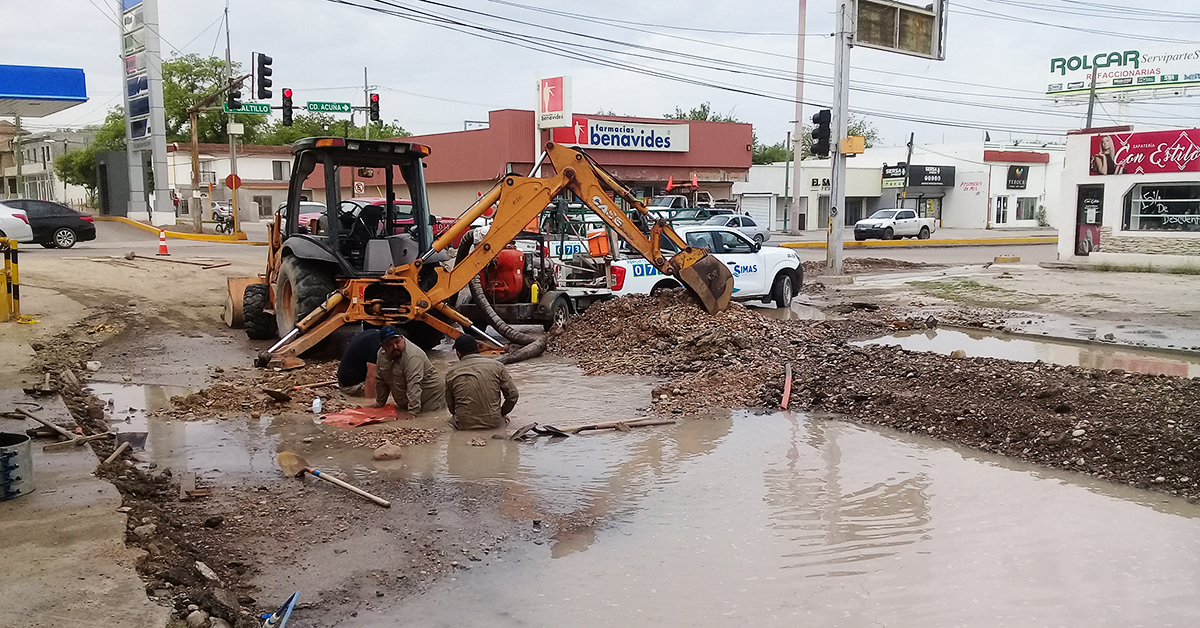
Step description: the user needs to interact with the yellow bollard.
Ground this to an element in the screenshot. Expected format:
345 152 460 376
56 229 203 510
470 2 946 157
2 239 11 322
9 240 17 319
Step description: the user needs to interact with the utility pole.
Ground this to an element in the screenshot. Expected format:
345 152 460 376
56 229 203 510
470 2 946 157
788 0 807 234
13 115 22 198
899 132 915 209
827 0 852 275
225 1 241 235
782 130 792 232
190 109 202 232
364 67 371 140
1085 68 1098 129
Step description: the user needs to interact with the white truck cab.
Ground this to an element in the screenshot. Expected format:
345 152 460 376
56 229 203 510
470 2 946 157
611 225 802 307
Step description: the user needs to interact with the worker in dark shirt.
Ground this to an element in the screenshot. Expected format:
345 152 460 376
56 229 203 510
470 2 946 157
338 328 383 390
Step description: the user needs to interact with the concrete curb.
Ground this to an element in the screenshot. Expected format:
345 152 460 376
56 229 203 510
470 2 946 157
94 216 268 245
780 236 1058 250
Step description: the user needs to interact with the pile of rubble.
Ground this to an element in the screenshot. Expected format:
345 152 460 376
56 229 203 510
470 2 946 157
551 293 1200 500
167 361 354 418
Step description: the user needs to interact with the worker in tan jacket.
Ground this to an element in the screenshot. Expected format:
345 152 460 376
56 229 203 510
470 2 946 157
374 326 445 419
444 335 519 430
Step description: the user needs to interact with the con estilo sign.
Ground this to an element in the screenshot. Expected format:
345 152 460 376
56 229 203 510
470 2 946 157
1089 129 1200 176
552 116 690 152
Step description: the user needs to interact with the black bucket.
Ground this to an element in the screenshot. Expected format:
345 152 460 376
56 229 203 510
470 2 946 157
0 432 34 500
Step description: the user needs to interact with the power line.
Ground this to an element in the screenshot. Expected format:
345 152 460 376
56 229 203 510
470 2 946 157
953 3 1200 44
321 0 1077 134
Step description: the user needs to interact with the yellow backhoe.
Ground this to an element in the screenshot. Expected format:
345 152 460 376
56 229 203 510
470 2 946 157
225 137 733 369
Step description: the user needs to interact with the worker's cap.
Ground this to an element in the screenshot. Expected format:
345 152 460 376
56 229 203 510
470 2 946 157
453 334 480 355
379 325 407 343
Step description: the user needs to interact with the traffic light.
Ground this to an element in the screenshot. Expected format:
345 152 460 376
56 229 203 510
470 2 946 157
256 53 273 100
811 109 832 158
281 88 293 127
227 80 242 111
369 93 380 122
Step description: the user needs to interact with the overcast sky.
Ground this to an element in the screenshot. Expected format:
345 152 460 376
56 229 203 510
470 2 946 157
3 0 1199 148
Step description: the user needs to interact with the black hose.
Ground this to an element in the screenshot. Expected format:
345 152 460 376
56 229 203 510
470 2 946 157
455 229 547 364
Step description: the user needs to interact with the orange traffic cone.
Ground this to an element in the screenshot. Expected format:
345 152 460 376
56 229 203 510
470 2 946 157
156 229 170 256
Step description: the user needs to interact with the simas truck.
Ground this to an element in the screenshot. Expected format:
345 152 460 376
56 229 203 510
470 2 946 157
852 208 938 241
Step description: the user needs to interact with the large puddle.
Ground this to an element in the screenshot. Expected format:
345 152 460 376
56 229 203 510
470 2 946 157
858 327 1200 377
91 354 1200 627
336 411 1200 627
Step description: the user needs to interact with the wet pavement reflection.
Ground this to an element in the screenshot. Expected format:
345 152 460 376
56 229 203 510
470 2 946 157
858 327 1200 377
339 412 1200 628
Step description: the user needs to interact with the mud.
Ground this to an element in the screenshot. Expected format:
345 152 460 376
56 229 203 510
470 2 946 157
551 291 1200 501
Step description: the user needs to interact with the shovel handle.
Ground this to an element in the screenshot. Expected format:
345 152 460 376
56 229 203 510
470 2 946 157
309 469 391 508
17 408 77 441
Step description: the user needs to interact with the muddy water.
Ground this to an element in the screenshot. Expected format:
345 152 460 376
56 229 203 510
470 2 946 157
755 301 826 321
343 412 1200 628
858 328 1200 377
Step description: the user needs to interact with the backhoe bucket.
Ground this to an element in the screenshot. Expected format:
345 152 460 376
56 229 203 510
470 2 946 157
678 255 733 314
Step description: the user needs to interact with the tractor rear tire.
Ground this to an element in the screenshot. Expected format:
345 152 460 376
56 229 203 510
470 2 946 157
243 283 277 340
275 256 337 335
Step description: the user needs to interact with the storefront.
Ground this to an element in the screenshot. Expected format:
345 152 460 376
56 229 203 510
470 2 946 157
1057 125 1200 266
306 109 753 217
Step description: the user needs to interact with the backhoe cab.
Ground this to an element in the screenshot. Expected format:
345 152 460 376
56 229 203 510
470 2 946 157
228 138 733 369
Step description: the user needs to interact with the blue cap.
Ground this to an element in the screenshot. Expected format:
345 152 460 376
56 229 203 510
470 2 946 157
380 325 405 342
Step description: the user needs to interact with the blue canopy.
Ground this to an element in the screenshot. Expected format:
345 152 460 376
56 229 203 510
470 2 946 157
0 64 87 117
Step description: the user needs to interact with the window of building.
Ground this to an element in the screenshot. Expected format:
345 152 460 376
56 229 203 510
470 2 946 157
1016 197 1038 221
1123 183 1200 232
272 160 290 181
252 195 273 218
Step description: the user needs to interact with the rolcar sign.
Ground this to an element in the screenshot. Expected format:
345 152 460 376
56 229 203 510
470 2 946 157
1047 48 1200 96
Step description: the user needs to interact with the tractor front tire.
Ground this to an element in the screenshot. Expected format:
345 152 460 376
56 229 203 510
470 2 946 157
275 256 337 334
243 283 278 340
404 321 446 352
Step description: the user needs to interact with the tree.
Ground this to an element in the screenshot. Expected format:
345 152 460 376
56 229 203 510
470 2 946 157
161 53 267 144
798 115 880 159
753 141 793 165
54 107 127 191
664 102 740 123
258 114 412 146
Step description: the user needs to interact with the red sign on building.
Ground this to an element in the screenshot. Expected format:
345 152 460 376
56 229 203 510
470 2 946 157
1090 128 1200 175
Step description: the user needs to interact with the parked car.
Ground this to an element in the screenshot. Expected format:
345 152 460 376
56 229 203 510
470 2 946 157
611 225 801 308
0 199 96 248
276 201 328 234
0 203 34 243
704 213 770 243
853 208 937 241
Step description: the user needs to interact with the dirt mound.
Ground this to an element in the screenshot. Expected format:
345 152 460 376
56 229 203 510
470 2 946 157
167 361 353 418
551 293 1200 500
803 257 937 278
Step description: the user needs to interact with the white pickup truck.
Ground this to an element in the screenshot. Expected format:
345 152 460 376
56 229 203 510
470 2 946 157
853 208 937 241
610 225 802 308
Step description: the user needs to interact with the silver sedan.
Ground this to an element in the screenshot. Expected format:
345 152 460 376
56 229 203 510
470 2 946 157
703 214 770 243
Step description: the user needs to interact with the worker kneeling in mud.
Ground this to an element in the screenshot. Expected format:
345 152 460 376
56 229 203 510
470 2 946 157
374 326 445 419
444 335 519 430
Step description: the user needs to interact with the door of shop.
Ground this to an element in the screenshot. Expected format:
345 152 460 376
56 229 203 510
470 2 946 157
1075 184 1104 255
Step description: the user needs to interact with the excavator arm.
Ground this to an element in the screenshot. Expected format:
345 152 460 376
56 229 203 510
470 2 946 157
423 142 733 314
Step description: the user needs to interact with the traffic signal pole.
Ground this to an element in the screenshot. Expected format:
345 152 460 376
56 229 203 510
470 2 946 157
827 0 853 276
225 2 241 236
364 67 370 140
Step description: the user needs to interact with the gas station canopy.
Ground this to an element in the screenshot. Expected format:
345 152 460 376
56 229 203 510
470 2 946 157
0 64 87 117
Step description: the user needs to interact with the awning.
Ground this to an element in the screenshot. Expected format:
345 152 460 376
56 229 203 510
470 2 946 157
0 65 88 117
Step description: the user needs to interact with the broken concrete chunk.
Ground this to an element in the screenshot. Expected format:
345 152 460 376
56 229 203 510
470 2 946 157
372 444 403 461
195 560 221 584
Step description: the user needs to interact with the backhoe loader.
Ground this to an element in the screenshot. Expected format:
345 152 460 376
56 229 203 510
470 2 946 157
224 137 733 369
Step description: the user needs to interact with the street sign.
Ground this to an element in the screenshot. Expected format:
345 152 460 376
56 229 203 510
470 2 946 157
307 101 351 113
353 181 365 194
223 102 271 114
225 174 242 190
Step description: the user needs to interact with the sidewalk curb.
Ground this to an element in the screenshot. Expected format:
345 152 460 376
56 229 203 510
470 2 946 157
780 236 1057 250
94 216 268 245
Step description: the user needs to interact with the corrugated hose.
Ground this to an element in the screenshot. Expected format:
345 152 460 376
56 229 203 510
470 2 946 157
455 229 547 364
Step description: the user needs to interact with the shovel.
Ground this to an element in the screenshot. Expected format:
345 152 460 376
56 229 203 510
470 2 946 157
276 451 390 508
